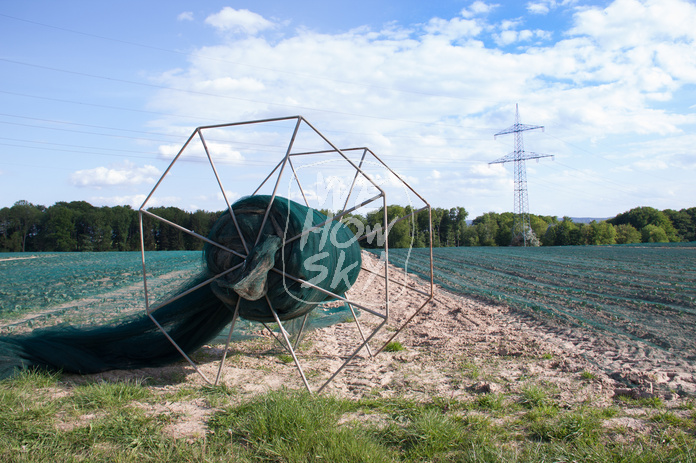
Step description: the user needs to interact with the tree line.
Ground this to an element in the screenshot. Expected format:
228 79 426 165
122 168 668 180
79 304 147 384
356 205 695 248
1 200 694 253
0 200 220 253
459 207 695 247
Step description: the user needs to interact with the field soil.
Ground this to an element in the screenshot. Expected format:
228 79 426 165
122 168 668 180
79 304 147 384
55 251 696 439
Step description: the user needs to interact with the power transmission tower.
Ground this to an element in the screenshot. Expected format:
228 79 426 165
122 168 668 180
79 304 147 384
490 104 553 246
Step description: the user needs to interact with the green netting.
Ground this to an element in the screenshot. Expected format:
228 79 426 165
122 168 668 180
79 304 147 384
385 245 696 363
0 251 202 320
0 195 361 380
207 195 361 323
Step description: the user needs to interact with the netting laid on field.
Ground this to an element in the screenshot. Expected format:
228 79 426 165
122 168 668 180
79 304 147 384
387 244 696 363
0 195 361 380
0 251 203 329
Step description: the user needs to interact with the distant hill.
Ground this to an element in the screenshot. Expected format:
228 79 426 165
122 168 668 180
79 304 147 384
569 217 610 224
466 217 609 225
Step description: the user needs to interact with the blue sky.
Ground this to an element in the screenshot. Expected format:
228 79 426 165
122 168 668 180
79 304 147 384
1 0 695 218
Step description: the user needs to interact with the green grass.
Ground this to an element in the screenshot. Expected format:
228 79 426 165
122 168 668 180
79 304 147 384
384 341 405 352
68 379 151 411
1 370 696 462
476 392 506 411
528 407 603 442
616 394 665 409
209 389 394 462
519 384 553 409
460 361 480 379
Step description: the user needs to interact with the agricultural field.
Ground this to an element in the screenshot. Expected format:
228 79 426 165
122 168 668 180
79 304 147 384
0 252 203 331
388 243 696 367
0 251 353 337
2 246 696 461
4 244 696 357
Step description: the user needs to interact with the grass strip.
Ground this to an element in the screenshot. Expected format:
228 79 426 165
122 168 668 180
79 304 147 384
1 371 695 462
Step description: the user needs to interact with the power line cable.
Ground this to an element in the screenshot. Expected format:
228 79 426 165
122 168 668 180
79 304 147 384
0 90 222 123
541 131 678 184
0 12 500 105
0 113 185 139
0 119 180 144
0 109 493 145
1 57 490 129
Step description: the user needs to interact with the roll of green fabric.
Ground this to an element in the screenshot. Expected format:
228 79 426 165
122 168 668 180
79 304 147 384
206 195 362 322
0 195 361 379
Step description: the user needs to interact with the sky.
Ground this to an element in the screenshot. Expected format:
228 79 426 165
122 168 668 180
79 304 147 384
1 0 695 219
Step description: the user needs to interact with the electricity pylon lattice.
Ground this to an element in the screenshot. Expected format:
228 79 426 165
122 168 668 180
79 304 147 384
490 104 553 246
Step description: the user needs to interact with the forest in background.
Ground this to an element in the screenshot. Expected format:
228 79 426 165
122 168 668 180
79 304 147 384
1 199 694 252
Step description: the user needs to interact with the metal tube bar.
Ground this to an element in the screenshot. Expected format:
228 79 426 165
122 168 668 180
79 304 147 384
146 311 212 384
138 211 152 311
298 119 385 194
358 265 431 299
197 115 301 131
374 296 434 356
345 301 373 358
282 193 382 246
271 267 387 319
365 148 432 205
261 322 288 351
340 148 368 214
140 209 246 260
253 118 302 246
199 130 249 254
139 129 199 211
287 157 309 207
266 295 312 392
253 157 284 196
292 312 310 351
214 298 241 386
317 319 388 394
146 261 243 315
428 205 434 298
382 194 390 320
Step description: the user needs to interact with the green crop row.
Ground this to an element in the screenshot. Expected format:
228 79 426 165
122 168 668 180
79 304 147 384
0 251 203 322
387 243 696 362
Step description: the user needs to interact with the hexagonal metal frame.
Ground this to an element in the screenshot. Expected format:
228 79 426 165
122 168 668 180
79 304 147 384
138 115 434 392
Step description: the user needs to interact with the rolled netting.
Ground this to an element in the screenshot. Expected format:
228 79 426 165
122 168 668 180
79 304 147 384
0 195 361 380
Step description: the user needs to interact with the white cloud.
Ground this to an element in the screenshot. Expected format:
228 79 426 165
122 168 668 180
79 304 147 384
527 0 577 15
205 7 275 35
568 0 696 50
210 144 245 164
90 195 148 208
633 159 669 171
177 11 194 22
495 30 521 46
424 16 483 39
194 76 265 93
150 2 696 143
493 18 551 46
216 190 240 204
461 1 498 19
157 143 181 159
527 2 551 14
672 153 696 169
143 1 696 215
470 163 507 178
157 141 244 164
70 162 161 188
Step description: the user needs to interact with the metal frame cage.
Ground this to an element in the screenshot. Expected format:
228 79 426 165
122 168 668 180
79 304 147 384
138 115 434 393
